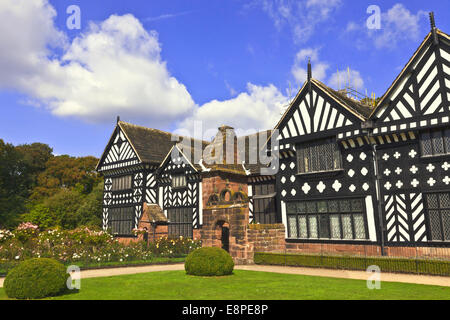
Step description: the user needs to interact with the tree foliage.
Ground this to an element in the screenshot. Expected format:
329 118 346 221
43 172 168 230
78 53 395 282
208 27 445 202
0 139 102 230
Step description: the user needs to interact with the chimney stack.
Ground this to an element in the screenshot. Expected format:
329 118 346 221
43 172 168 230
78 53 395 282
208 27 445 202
218 125 238 165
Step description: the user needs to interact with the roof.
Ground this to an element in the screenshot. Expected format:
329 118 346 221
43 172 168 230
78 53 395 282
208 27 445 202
312 79 373 120
370 29 450 118
140 203 168 224
158 127 273 176
118 121 179 165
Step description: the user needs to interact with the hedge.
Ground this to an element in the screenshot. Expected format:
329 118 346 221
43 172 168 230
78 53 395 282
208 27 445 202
254 252 450 276
4 258 69 299
185 247 234 276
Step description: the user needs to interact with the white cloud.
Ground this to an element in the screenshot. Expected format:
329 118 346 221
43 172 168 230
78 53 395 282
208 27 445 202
291 47 365 92
291 48 329 84
329 69 364 92
178 83 289 134
0 0 195 125
345 4 428 50
0 0 366 137
372 4 427 49
251 0 342 43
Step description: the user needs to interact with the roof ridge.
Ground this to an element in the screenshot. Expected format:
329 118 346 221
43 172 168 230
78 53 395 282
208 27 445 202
119 121 172 136
119 121 210 145
311 79 371 119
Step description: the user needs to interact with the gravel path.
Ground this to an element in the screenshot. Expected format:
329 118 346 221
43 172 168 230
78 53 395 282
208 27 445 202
1 263 449 288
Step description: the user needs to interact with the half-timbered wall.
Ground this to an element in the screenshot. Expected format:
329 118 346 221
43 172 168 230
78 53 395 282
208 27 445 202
159 155 201 231
276 82 363 145
277 144 379 243
98 126 159 234
276 81 379 243
370 32 450 246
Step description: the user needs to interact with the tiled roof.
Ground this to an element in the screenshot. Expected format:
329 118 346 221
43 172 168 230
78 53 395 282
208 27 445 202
312 79 373 120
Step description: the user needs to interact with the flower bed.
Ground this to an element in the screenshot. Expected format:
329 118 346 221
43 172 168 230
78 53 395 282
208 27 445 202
0 223 201 275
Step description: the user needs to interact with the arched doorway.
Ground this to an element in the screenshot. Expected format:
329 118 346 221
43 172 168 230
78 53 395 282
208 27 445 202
216 221 230 253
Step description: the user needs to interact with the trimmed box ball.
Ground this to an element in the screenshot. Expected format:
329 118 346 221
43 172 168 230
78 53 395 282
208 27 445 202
185 247 234 276
4 258 69 299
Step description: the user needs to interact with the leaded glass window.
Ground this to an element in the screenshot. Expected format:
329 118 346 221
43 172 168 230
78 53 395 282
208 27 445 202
298 216 308 238
112 175 132 191
421 129 450 157
425 192 450 241
288 216 298 238
172 174 187 189
353 214 366 239
168 208 193 238
330 215 341 239
253 183 277 224
308 216 318 238
297 138 342 174
108 207 134 235
342 214 353 239
286 199 368 240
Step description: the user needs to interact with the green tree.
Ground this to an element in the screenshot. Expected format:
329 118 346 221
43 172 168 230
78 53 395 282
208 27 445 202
75 181 104 229
42 188 84 230
0 139 30 228
21 204 55 230
30 155 100 201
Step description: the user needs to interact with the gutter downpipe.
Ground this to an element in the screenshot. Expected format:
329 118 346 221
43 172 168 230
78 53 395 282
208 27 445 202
363 122 386 256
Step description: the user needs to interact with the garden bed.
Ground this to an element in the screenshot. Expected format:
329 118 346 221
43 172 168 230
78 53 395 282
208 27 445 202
254 252 450 277
0 224 200 276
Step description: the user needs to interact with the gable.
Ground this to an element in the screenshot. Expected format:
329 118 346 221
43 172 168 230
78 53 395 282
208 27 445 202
276 81 363 142
159 145 197 175
374 32 450 123
97 126 140 171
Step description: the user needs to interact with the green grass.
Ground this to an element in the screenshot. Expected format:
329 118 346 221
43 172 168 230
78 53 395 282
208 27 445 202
1 270 449 300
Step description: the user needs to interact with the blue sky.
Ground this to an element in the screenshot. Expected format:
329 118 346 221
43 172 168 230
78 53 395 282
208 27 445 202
0 0 449 157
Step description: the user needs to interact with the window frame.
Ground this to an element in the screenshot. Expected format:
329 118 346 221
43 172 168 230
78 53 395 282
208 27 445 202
252 183 277 224
420 128 450 158
171 174 187 189
167 208 193 238
286 198 369 241
424 191 450 242
108 206 135 236
111 175 132 192
296 137 343 175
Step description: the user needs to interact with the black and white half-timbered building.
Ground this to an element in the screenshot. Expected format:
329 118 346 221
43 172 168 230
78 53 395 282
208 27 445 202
274 18 450 250
97 16 450 253
96 120 274 240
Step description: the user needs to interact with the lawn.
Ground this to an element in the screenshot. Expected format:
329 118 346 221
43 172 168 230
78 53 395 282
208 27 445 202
0 257 186 277
1 270 449 300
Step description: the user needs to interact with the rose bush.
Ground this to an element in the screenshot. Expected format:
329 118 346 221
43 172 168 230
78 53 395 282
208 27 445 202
0 225 201 267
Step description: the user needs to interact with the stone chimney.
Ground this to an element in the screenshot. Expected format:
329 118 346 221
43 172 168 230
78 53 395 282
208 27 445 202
218 125 238 165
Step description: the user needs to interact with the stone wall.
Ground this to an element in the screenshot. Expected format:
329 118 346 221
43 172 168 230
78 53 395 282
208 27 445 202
201 204 253 265
201 172 248 208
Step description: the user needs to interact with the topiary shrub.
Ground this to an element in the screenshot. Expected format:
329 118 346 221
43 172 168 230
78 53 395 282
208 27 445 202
185 247 234 276
4 258 69 299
